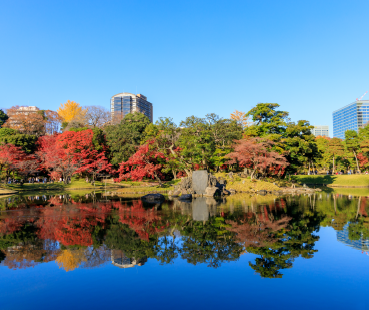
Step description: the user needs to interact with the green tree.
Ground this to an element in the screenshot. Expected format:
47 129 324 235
245 103 289 138
345 130 361 173
281 120 318 173
0 128 38 153
0 109 8 128
105 112 151 167
327 138 345 174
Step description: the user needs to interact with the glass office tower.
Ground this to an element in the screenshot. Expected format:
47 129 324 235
312 125 329 137
333 100 369 139
110 92 153 123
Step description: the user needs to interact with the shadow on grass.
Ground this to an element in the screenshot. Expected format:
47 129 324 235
4 183 66 191
292 175 338 185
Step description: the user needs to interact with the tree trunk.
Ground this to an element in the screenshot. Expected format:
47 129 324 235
356 196 361 220
308 161 311 175
250 168 257 179
353 150 360 174
332 156 335 174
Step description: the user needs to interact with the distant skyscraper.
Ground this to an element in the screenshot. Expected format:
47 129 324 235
110 92 153 123
333 100 369 139
312 125 329 137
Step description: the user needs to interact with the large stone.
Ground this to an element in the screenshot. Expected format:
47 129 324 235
141 194 165 202
204 186 219 197
179 194 192 201
192 170 209 195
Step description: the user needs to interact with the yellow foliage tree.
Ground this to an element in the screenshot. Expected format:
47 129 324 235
57 100 87 123
230 110 251 129
55 249 87 272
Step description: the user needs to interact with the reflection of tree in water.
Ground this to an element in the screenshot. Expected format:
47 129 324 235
0 193 340 275
179 217 243 268
224 198 324 278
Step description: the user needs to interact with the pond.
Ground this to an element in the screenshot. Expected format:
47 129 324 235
0 192 368 310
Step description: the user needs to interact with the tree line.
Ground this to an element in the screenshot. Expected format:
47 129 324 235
1 100 369 183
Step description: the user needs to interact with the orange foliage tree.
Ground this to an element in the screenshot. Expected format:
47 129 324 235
230 110 251 129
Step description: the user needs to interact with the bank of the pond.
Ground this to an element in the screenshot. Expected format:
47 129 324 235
0 189 18 195
1 179 168 193
292 175 369 188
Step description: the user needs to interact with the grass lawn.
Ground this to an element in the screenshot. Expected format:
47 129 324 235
292 175 369 187
114 179 181 195
2 179 127 192
214 172 281 191
1 179 181 193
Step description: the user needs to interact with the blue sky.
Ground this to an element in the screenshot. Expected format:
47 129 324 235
1 0 368 133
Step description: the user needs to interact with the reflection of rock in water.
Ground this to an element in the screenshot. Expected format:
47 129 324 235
192 198 220 221
111 250 147 268
173 200 192 216
174 197 221 221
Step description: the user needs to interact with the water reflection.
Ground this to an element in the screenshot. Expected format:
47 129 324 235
0 192 368 277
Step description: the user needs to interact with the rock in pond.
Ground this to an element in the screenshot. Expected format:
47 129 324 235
204 186 219 197
141 194 165 202
179 194 192 201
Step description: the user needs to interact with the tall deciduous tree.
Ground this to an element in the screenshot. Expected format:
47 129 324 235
230 110 251 129
57 100 87 124
85 106 111 128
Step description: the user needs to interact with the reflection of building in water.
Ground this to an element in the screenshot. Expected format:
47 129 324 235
111 250 147 268
337 223 369 252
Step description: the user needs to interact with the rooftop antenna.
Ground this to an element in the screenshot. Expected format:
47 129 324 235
356 91 368 101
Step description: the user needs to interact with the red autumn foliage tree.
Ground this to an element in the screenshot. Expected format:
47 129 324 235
37 134 76 182
15 155 40 180
226 138 289 179
115 140 166 185
37 130 112 183
0 143 27 182
57 129 112 182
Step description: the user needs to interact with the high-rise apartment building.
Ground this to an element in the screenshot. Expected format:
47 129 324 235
333 100 369 139
110 92 153 123
312 125 329 137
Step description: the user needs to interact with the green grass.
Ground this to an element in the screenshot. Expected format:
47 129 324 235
321 187 369 196
214 172 281 191
292 175 369 187
1 178 182 194
2 179 127 192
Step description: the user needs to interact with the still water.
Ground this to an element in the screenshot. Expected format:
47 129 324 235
0 192 368 310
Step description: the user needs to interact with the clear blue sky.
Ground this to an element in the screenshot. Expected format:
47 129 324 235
1 0 368 134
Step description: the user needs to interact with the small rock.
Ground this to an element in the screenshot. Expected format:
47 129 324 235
258 190 267 195
170 190 181 197
222 189 230 195
204 186 219 197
